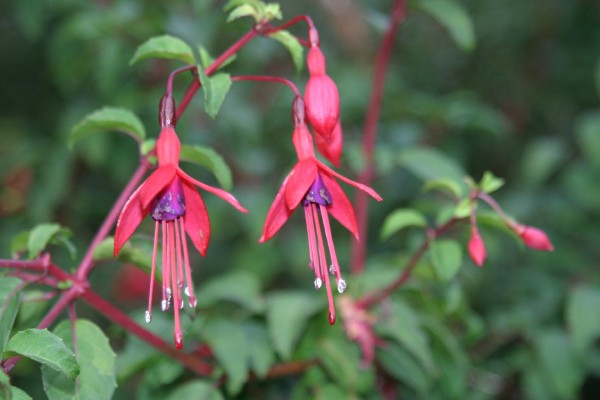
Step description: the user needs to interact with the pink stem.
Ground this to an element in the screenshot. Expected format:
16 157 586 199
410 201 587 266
351 0 406 274
75 159 151 281
231 75 301 97
80 289 213 375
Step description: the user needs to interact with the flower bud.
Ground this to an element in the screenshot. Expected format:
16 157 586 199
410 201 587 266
159 93 177 128
468 228 487 267
304 47 340 139
517 225 554 251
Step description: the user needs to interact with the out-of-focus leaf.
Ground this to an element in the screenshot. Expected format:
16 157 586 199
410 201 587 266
165 380 224 400
6 329 79 378
42 320 116 400
69 107 145 148
453 198 471 218
479 171 505 194
398 147 465 183
11 386 33 400
567 286 600 355
0 368 11 399
0 276 21 353
180 144 233 190
201 318 249 395
243 322 275 378
429 239 462 282
318 335 371 393
380 208 427 240
534 330 583 400
377 300 436 375
197 67 232 119
93 237 155 278
411 0 475 51
520 138 566 185
575 111 600 169
376 343 431 397
142 357 184 387
129 35 195 65
226 4 257 22
10 231 29 258
422 178 464 198
197 271 265 313
269 30 304 73
266 291 324 359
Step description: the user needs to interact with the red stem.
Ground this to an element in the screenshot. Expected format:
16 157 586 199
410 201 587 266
80 289 213 375
358 217 460 308
231 75 301 97
176 28 259 119
351 0 406 274
75 158 151 280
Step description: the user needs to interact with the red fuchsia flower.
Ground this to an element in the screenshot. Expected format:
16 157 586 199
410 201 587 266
513 224 554 251
114 125 247 349
315 119 343 167
304 46 340 140
468 226 487 267
260 98 381 325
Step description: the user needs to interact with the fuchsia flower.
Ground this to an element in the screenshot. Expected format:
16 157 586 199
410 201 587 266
468 227 487 267
315 120 343 167
304 46 340 140
513 224 554 251
260 98 381 324
114 125 247 349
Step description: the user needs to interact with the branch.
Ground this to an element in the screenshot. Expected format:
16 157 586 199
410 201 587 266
351 0 406 274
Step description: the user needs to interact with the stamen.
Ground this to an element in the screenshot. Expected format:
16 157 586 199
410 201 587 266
305 205 322 285
329 264 336 275
174 218 184 289
178 218 197 308
314 278 322 289
320 204 343 283
147 220 160 323
171 236 183 350
161 221 169 311
312 204 336 325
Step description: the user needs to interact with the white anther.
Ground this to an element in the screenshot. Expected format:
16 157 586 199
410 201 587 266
144 310 152 324
337 279 347 293
314 278 322 289
329 265 336 275
184 287 191 297
189 297 197 308
161 300 168 311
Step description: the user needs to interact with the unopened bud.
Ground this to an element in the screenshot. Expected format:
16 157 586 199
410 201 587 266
517 225 554 251
468 228 487 267
159 93 177 128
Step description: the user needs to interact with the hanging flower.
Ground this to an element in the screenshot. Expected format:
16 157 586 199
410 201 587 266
512 224 554 251
304 46 340 140
260 98 381 324
114 125 247 349
468 226 486 267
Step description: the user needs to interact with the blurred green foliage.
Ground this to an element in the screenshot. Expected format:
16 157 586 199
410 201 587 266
2 0 600 398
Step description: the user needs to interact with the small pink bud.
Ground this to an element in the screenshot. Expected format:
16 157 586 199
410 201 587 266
517 225 554 251
468 228 487 267
304 48 340 139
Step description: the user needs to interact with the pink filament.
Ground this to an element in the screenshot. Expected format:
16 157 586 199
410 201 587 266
311 204 336 324
147 221 160 321
320 204 342 283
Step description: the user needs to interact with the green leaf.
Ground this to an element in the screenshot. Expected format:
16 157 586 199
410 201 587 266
376 343 431 397
6 329 79 378
429 239 462 282
398 147 465 183
264 4 282 20
567 286 600 355
11 386 33 400
269 30 303 72
479 170 505 194
180 144 233 190
93 237 155 278
27 223 59 259
140 139 156 157
266 291 324 359
129 35 195 65
0 277 21 354
243 322 275 378
10 231 30 258
318 335 369 392
412 0 475 51
0 370 12 399
226 4 257 22
197 67 232 119
377 300 436 375
70 107 146 149
197 271 265 313
422 178 464 198
42 320 116 400
381 208 427 240
201 318 249 395
534 330 583 399
453 197 471 218
165 380 224 400
575 111 600 169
